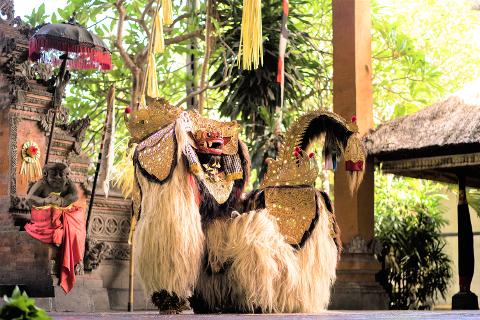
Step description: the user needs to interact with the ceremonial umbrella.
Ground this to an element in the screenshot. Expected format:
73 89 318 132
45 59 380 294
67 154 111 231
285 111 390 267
28 13 112 164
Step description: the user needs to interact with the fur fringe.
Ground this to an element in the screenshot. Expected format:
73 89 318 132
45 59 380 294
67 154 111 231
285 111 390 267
112 144 136 198
197 198 337 312
133 121 205 298
197 210 297 312
277 194 338 312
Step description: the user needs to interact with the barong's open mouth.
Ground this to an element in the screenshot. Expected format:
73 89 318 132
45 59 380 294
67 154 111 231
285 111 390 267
195 131 225 155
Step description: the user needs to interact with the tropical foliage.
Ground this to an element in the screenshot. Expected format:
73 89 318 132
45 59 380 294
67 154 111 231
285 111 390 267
24 0 480 169
211 0 332 180
374 171 452 309
0 286 51 320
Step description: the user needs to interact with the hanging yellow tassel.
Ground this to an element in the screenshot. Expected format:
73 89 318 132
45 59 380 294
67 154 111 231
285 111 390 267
145 52 159 98
162 0 173 25
153 11 165 54
238 0 263 70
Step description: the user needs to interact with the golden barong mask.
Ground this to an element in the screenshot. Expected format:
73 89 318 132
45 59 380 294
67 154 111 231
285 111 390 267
129 98 244 194
127 97 240 156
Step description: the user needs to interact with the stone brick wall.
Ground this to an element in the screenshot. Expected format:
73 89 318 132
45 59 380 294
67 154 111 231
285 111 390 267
0 12 140 310
0 16 90 299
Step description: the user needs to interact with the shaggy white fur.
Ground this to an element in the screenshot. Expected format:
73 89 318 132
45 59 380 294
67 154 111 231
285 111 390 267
277 194 338 312
133 122 205 298
198 198 337 313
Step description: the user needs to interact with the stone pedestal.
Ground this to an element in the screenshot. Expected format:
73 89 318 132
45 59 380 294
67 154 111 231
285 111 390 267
330 252 388 310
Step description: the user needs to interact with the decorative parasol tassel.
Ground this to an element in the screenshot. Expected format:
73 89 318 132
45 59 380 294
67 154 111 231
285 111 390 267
145 53 160 98
238 0 263 70
162 0 173 25
153 12 165 54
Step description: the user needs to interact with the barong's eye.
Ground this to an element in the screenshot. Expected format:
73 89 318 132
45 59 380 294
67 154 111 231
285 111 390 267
207 132 211 138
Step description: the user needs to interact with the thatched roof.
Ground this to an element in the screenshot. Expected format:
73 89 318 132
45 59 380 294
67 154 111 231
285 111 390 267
365 80 480 161
364 80 480 187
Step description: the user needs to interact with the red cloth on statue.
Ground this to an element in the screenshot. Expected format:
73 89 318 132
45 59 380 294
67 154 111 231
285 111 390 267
25 205 86 293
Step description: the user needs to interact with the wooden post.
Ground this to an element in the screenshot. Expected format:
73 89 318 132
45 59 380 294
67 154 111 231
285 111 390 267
332 0 374 245
452 175 479 309
330 0 387 309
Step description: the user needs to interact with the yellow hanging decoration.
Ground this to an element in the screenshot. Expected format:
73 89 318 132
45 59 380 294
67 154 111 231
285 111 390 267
20 141 42 183
145 52 159 98
153 11 165 54
162 0 173 25
238 0 263 70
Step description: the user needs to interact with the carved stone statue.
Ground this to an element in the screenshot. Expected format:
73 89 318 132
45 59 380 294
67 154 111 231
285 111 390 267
27 162 78 208
25 162 86 294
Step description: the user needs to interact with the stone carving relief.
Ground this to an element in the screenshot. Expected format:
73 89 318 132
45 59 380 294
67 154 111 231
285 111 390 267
0 0 14 22
86 208 132 262
89 214 131 241
0 0 35 37
8 114 19 197
18 60 54 83
344 235 382 255
83 239 111 272
39 107 69 132
59 116 91 154
108 244 130 260
10 195 29 211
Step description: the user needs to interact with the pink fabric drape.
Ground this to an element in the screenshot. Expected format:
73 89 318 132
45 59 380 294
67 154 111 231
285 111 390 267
25 206 86 293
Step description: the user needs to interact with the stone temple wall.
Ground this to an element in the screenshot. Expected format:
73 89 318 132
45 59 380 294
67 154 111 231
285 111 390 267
0 3 147 311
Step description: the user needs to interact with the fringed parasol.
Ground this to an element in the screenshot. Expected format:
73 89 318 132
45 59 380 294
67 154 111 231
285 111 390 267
29 16 112 71
28 13 112 164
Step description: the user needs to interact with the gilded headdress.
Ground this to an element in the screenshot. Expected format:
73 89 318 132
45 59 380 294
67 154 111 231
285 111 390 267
260 110 366 190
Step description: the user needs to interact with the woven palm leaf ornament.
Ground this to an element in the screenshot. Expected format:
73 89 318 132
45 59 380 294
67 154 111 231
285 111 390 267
238 0 263 70
140 0 173 105
20 141 42 183
153 11 165 54
162 0 173 25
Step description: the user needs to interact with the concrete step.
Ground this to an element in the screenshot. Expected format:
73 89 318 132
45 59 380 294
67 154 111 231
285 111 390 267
49 275 110 312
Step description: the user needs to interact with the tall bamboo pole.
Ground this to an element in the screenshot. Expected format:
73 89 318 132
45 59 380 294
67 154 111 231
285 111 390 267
128 240 134 311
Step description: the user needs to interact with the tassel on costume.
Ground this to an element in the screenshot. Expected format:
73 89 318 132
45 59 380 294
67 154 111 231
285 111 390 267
162 0 173 25
345 115 366 193
145 52 159 98
153 11 165 54
238 0 263 70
